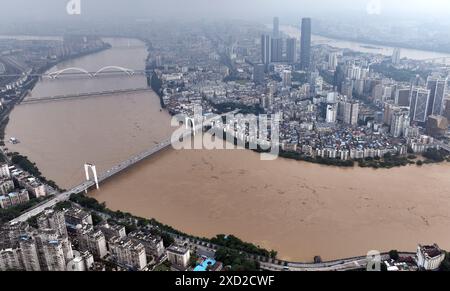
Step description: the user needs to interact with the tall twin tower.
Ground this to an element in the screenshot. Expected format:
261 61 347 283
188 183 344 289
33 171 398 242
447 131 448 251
261 17 311 70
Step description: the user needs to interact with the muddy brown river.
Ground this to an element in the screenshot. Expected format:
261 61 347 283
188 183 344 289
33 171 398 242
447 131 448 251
5 37 450 261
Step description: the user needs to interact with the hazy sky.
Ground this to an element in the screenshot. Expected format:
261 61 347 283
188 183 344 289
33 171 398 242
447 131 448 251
0 0 449 22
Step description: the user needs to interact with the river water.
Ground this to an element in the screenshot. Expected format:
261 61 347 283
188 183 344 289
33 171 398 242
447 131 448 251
282 25 450 63
5 36 450 261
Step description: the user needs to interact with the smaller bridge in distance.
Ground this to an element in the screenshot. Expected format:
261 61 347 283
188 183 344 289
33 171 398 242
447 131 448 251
0 66 150 79
20 87 152 104
46 66 140 79
422 56 450 65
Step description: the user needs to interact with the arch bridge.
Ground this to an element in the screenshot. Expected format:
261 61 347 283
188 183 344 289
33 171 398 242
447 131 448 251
46 66 137 79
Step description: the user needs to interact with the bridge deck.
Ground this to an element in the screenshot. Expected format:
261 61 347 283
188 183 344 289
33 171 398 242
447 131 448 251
20 88 152 104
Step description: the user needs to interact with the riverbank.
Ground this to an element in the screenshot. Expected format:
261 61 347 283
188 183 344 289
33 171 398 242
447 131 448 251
281 25 450 61
314 31 450 55
67 192 440 270
8 36 450 261
0 41 112 145
202 116 450 170
0 39 113 221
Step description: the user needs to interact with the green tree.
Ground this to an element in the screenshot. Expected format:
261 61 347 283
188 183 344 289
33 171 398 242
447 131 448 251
215 247 259 271
91 212 104 226
389 250 399 261
440 252 450 271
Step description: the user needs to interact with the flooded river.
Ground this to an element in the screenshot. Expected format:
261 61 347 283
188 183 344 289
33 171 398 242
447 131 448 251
5 36 450 261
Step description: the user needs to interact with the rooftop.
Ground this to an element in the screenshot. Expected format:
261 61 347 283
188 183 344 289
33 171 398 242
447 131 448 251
167 244 189 256
419 244 443 259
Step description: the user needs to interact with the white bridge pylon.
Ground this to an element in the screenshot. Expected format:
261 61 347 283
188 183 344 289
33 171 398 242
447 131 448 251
185 117 197 136
84 163 99 192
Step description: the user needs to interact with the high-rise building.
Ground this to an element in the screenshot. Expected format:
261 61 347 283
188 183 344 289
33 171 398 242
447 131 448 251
97 221 126 241
442 99 450 121
109 237 147 271
0 222 29 251
41 240 66 271
392 48 401 65
35 231 67 271
383 102 395 126
328 52 339 71
354 79 365 96
395 88 411 107
334 64 346 90
76 224 108 259
253 64 265 84
390 111 409 137
271 38 283 62
273 17 279 38
37 228 73 262
64 207 93 230
37 209 68 239
282 70 292 88
372 83 384 101
286 38 297 63
0 248 22 271
326 104 337 123
341 79 353 99
383 86 393 101
167 244 191 270
300 18 311 70
348 65 362 80
1 224 73 271
261 34 271 66
18 235 41 271
340 101 359 126
410 87 431 124
66 250 94 271
426 115 449 137
417 244 445 271
427 76 448 116
128 230 165 259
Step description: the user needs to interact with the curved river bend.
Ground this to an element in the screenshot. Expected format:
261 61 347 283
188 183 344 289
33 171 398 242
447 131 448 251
5 37 450 261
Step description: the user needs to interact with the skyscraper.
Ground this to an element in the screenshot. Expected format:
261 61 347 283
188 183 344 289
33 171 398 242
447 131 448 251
426 76 448 116
261 34 271 66
273 17 279 38
392 48 401 65
271 37 283 62
328 52 339 71
326 104 337 123
338 99 359 126
390 111 408 138
410 87 431 124
395 88 411 107
343 102 359 126
286 38 297 63
300 18 311 71
282 70 292 88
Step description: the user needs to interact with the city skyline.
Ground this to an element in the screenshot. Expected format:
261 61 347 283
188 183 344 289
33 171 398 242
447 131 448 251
1 0 450 21
1 0 450 277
